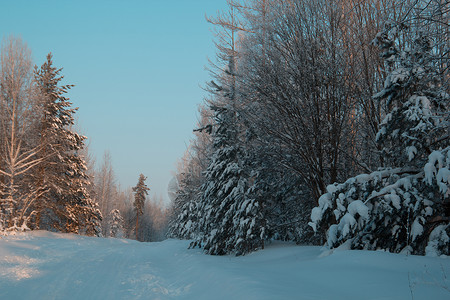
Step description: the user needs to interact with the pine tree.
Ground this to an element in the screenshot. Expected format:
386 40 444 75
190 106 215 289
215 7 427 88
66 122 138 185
132 174 149 240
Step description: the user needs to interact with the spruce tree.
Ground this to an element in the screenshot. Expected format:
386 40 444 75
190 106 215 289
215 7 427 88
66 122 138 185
168 106 213 240
191 73 266 255
168 172 201 239
33 53 102 235
187 1 267 255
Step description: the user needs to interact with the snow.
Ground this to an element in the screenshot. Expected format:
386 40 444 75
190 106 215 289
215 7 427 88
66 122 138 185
426 225 450 257
406 146 417 161
327 224 339 247
318 193 332 209
354 173 371 183
424 149 450 193
0 232 449 299
437 167 450 194
339 213 356 237
310 207 322 225
325 184 338 195
347 200 369 220
384 192 402 210
411 217 424 241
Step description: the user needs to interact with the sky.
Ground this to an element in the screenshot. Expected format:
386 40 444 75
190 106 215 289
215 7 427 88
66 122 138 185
0 0 228 204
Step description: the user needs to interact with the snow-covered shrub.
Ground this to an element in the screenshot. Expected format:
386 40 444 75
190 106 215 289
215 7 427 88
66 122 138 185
108 209 124 238
310 3 449 256
426 224 450 257
309 160 448 254
168 194 200 240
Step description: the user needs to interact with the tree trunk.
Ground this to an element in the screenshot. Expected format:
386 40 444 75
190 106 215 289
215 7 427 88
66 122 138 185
135 214 139 241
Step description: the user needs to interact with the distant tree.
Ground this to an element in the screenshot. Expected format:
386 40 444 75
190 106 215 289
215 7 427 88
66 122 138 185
132 174 149 240
95 151 117 236
140 196 169 242
114 187 135 239
108 209 124 238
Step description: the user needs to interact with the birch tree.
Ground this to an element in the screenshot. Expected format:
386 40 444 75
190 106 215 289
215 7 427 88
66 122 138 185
0 37 44 230
95 151 117 236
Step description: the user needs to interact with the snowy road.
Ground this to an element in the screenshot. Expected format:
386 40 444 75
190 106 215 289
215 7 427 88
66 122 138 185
0 231 449 299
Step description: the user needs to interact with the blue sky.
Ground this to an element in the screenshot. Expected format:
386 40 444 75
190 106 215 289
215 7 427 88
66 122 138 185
0 0 227 204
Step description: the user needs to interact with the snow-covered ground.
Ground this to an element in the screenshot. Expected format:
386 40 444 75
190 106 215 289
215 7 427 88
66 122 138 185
0 231 449 299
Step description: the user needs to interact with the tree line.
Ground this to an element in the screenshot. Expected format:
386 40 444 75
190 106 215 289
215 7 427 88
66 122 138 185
93 152 169 241
168 0 449 256
0 36 168 240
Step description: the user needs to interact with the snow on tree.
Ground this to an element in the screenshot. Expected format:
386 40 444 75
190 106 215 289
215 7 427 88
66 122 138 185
0 37 46 231
248 155 315 243
168 106 213 240
0 38 101 235
190 73 266 255
95 151 118 236
309 1 449 256
108 209 124 238
60 148 102 236
190 102 265 255
167 1 265 256
132 174 149 240
168 172 202 240
33 53 102 236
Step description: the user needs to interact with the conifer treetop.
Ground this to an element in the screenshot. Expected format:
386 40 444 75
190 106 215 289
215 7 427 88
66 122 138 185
133 174 150 216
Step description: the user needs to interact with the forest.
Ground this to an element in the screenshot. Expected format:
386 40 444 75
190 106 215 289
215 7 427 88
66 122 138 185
0 0 448 258
0 39 168 241
168 0 449 256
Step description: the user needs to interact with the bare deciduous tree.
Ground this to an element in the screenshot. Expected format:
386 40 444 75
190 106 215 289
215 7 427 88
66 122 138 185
0 36 45 230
